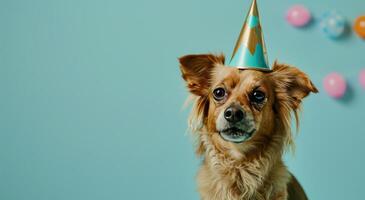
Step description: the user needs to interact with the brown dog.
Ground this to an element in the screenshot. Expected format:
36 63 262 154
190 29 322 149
179 54 317 200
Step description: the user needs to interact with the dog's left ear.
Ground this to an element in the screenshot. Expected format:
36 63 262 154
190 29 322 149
270 62 318 110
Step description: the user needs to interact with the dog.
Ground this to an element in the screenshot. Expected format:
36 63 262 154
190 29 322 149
179 54 318 200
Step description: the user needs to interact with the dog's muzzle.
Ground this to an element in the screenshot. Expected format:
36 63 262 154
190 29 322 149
217 105 256 143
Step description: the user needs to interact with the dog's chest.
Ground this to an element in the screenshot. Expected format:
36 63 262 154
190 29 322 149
197 158 289 200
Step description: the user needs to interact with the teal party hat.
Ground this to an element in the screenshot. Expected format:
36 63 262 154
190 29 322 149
228 0 270 70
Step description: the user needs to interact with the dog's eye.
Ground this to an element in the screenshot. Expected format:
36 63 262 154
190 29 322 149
213 88 226 101
250 90 266 104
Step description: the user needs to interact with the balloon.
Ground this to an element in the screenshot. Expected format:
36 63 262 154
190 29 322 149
354 16 365 39
323 73 347 98
286 5 311 27
320 11 347 39
359 69 365 89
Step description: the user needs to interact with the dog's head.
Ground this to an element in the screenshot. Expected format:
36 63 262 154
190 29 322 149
179 54 318 156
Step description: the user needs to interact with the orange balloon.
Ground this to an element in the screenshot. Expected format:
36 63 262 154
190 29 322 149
354 15 365 39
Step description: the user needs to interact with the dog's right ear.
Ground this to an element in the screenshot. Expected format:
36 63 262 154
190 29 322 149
179 54 224 96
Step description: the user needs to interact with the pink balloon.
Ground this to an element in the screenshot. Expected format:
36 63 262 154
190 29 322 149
286 5 311 27
360 69 365 89
323 73 347 99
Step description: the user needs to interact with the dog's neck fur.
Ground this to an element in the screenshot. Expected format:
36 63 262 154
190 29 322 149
196 126 291 200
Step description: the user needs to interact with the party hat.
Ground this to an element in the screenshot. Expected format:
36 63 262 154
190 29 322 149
228 0 270 70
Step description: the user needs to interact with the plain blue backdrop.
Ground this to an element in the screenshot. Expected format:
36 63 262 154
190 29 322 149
1 0 365 199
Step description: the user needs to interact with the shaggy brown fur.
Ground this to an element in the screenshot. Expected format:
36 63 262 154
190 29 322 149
179 54 317 200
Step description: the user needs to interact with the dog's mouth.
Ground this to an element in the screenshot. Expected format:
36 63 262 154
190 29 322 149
219 127 256 143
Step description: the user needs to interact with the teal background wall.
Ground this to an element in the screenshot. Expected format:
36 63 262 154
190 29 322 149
1 0 365 199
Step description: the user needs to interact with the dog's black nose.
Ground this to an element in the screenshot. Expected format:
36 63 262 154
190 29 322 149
224 106 245 123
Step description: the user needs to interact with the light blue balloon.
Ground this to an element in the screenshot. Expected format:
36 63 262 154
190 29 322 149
320 11 347 39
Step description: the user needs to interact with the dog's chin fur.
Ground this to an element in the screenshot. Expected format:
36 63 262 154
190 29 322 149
192 118 291 200
179 54 318 200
